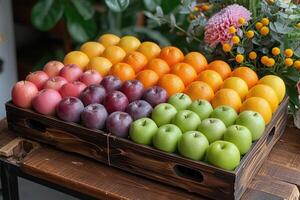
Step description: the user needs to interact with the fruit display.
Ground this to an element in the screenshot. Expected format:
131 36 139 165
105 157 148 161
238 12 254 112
10 33 287 171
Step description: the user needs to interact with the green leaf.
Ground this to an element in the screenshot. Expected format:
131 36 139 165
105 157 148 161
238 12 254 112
70 0 94 20
105 0 130 12
143 0 159 11
161 0 180 14
270 22 293 34
31 0 64 31
64 2 97 43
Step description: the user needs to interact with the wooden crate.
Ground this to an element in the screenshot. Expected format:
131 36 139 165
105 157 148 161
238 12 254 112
5 97 289 200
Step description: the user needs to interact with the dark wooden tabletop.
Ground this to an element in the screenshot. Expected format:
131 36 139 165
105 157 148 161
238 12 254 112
0 118 299 200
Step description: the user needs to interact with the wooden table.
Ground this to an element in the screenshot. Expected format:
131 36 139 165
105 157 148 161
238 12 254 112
0 118 299 200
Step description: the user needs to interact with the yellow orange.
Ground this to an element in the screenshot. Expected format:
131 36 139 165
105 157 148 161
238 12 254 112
184 81 214 101
63 51 89 70
211 89 242 112
110 63 135 81
137 41 161 60
222 77 248 100
197 70 223 92
118 35 141 53
87 57 112 77
98 34 120 47
231 67 258 88
171 62 197 86
184 52 208 73
240 97 272 124
160 46 184 66
102 45 126 64
207 60 231 80
258 75 286 103
80 42 105 58
146 58 170 77
246 84 279 113
158 74 185 97
123 51 147 73
136 70 159 89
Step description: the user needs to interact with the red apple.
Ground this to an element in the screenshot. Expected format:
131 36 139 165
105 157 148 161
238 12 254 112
11 81 38 108
104 91 129 113
59 64 83 82
59 81 87 98
43 60 64 77
79 70 102 86
25 71 49 90
43 76 68 91
32 89 62 115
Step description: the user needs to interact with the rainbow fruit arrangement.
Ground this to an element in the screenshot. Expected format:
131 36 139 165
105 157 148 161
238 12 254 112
11 34 286 171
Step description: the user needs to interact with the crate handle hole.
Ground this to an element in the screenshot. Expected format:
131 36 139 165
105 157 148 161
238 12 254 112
26 119 46 132
174 165 204 182
266 127 275 145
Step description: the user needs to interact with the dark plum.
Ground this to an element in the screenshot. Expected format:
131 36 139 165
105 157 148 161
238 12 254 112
56 97 84 122
79 85 106 106
120 80 144 102
81 104 108 129
100 75 122 93
103 91 129 113
126 100 153 120
106 111 133 137
142 86 168 107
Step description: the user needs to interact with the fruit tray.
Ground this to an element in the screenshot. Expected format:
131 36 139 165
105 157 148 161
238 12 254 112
5 96 288 200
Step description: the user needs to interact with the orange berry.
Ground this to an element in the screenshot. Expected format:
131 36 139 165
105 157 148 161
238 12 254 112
184 81 214 101
207 60 232 80
171 62 197 86
137 41 161 60
160 46 184 66
196 70 223 92
158 74 185 97
146 58 170 77
123 51 147 73
231 67 258 88
211 88 242 112
184 52 208 73
136 70 159 89
110 63 135 81
102 45 126 64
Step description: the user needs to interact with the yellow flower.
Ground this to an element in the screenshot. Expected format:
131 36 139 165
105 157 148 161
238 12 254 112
261 18 270 26
255 22 263 30
285 58 293 67
260 26 269 36
294 60 300 70
193 7 199 11
189 14 196 20
235 54 244 63
231 36 240 44
249 51 257 60
284 49 293 57
296 22 300 28
201 4 210 11
228 26 236 34
261 56 269 65
272 47 280 56
238 17 246 25
266 58 275 67
222 43 232 52
246 30 254 39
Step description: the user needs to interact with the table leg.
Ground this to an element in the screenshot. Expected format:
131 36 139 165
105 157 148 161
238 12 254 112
1 162 19 200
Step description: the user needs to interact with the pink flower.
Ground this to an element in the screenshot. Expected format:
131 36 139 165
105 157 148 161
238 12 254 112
204 4 251 47
297 80 300 95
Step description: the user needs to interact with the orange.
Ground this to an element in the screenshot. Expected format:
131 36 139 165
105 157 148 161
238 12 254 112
246 84 279 113
146 58 170 77
87 57 112 77
118 35 141 53
123 51 147 73
137 41 161 60
196 70 223 92
98 34 120 47
63 51 89 70
80 42 105 58
184 81 214 101
211 89 242 111
171 62 197 86
231 67 258 88
207 60 231 80
184 52 208 73
110 63 135 81
222 77 248 100
102 45 126 64
159 46 184 66
136 70 159 89
258 75 286 103
158 74 185 97
240 97 272 124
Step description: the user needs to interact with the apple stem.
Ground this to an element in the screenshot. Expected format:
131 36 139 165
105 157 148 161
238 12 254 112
180 93 185 99
142 120 147 126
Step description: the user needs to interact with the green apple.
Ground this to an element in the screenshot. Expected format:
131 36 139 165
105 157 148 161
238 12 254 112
178 131 209 160
151 103 177 127
187 99 213 120
236 111 265 141
197 118 226 143
129 118 158 145
168 93 192 111
210 106 238 127
153 124 182 153
206 141 240 170
224 125 252 155
172 110 201 133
